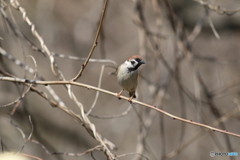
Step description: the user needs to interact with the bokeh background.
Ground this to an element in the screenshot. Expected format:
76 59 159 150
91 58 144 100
1 0 240 160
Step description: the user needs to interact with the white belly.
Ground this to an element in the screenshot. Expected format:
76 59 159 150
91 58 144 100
117 65 138 92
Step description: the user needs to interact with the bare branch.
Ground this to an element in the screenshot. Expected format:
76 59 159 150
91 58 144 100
1 76 240 138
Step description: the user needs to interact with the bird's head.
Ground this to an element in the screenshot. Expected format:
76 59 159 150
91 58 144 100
124 55 146 72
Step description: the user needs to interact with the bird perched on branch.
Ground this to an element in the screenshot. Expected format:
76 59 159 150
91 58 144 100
117 55 146 102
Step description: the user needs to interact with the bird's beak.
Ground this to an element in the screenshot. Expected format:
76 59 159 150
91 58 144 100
140 60 146 64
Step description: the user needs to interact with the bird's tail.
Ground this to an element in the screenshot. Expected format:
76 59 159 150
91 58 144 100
129 92 136 98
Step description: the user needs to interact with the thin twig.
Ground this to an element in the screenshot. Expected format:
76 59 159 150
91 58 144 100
86 65 105 115
205 8 221 40
117 152 149 160
165 106 240 159
89 104 132 119
72 0 109 81
193 0 240 16
10 0 57 76
52 52 117 67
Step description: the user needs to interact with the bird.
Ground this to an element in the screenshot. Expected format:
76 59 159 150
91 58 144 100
117 55 146 102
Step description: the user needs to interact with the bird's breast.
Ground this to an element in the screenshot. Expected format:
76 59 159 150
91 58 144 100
117 66 138 92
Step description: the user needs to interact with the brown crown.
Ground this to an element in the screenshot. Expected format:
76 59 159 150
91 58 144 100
127 55 144 61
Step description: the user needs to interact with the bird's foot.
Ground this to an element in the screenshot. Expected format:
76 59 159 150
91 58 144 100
128 97 133 103
117 89 124 100
116 93 122 100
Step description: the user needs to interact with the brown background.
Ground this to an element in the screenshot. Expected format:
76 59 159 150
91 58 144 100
1 0 240 160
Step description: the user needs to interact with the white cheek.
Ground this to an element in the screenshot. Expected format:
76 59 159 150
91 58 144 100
125 61 137 68
124 61 132 67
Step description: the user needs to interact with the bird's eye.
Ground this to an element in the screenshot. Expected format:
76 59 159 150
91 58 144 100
131 61 135 65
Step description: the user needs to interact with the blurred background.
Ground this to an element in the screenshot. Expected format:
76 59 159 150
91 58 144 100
1 0 240 159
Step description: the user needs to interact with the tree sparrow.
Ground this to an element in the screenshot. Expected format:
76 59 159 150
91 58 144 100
117 55 146 102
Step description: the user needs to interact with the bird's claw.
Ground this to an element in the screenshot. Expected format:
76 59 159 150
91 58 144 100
117 89 124 100
116 93 122 100
128 97 133 103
